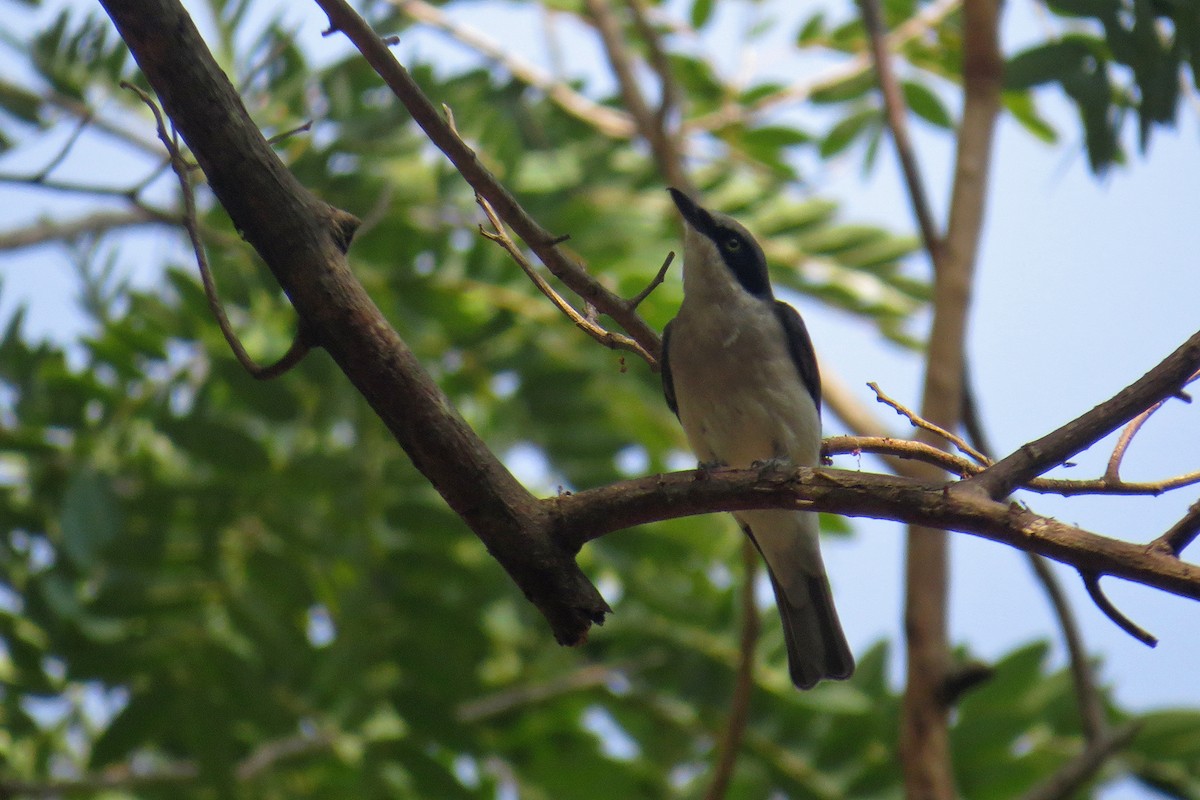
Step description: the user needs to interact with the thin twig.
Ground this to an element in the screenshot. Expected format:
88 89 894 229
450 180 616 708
1109 368 1200 481
457 662 642 722
32 111 93 181
584 0 690 190
318 0 665 366
0 209 172 251
265 119 314 146
1149 499 1200 557
1104 401 1163 482
1018 721 1141 800
391 0 635 138
702 538 758 800
475 192 654 362
123 82 312 380
1081 571 1157 647
1027 553 1106 741
857 0 941 257
823 435 1200 496
624 0 679 127
626 251 674 310
868 382 989 464
966 331 1200 500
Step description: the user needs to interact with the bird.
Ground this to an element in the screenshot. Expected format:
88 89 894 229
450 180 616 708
660 187 854 689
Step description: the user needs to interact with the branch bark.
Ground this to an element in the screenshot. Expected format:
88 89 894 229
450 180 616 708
552 464 1200 603
859 0 1003 793
98 0 610 646
314 0 664 365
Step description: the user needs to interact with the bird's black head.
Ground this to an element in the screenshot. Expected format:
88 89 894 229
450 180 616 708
668 188 773 299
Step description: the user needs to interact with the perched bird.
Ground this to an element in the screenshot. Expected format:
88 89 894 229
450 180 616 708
661 187 854 689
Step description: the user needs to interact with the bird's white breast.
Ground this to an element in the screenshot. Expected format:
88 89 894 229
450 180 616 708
668 292 820 470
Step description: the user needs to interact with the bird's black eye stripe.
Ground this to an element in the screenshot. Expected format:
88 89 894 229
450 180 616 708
714 227 772 298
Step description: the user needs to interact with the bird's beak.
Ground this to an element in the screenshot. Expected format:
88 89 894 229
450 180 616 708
668 187 716 236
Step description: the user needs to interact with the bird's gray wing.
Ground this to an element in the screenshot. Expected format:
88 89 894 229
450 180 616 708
773 301 821 414
660 320 679 419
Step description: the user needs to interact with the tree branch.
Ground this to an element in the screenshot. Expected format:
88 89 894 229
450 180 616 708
1019 721 1141 800
1150 499 1200 557
315 0 664 366
857 0 940 257
549 464 1200 604
100 0 610 646
702 539 758 800
391 0 636 138
583 0 690 191
876 0 1003 791
964 330 1200 500
124 82 313 381
0 209 173 251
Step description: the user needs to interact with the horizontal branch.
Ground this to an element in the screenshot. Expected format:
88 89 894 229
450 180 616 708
549 463 1200 604
393 0 635 138
0 208 173 251
824 435 1200 496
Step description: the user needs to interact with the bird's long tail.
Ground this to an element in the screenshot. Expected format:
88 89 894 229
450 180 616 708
739 510 853 690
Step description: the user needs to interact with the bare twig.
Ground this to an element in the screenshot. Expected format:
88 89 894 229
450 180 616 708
0 209 172 251
823 435 1200 496
857 0 941 257
1027 553 1106 740
584 0 690 190
392 0 636 138
868 382 989 465
1106 368 1200 482
626 251 674 310
624 0 679 127
475 192 654 362
965 331 1200 500
457 662 641 722
703 539 758 800
1149 499 1200 558
1019 721 1141 800
124 82 312 380
317 0 664 366
1081 571 1157 647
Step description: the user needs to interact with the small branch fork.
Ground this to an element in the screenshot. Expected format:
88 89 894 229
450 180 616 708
316 0 667 366
439 103 673 363
866 357 1200 646
123 83 312 380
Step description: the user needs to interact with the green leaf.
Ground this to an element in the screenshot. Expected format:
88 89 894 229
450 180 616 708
690 0 715 29
797 11 826 45
1005 38 1094 90
819 108 881 159
1003 91 1058 144
60 469 121 569
902 80 954 128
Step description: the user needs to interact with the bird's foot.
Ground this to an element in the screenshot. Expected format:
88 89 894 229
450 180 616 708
750 456 794 478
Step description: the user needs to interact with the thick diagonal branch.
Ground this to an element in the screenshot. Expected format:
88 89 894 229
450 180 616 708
99 0 609 645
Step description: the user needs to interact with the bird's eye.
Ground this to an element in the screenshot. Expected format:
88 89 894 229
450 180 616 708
723 237 741 253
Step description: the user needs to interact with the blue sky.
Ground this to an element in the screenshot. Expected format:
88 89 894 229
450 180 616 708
1 1 1199 795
